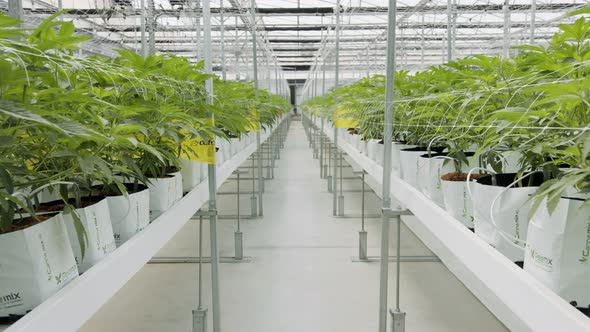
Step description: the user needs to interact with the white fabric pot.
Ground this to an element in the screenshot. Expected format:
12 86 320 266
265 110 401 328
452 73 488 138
63 198 116 273
221 140 232 161
179 159 203 193
374 143 384 166
358 139 367 155
399 148 429 188
107 184 150 246
422 153 473 207
167 171 183 203
470 173 543 262
392 143 417 177
0 214 78 316
216 145 225 166
148 175 177 215
230 138 240 157
351 134 361 150
416 154 449 205
525 193 590 307
366 139 378 161
442 180 475 229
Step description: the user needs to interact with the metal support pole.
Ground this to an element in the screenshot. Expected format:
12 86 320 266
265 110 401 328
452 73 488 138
235 171 243 260
389 215 405 332
147 0 156 54
327 143 333 192
266 138 271 179
447 0 453 61
320 56 327 178
359 171 368 260
8 0 23 20
420 14 425 66
192 215 207 332
220 0 226 81
503 0 511 59
251 155 257 217
332 0 341 216
530 0 536 45
338 150 344 216
252 0 264 216
201 2 220 332
140 0 147 57
380 0 403 331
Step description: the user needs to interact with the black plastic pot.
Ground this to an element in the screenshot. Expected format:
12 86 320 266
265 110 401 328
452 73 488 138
476 172 546 188
401 146 446 154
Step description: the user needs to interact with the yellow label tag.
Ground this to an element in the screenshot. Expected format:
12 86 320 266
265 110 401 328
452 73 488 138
334 106 359 128
180 137 216 164
179 118 217 165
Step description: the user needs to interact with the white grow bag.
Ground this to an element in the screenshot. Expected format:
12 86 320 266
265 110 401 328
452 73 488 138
230 138 241 157
392 142 416 177
417 153 453 206
366 139 379 162
525 193 590 307
0 213 78 317
167 171 183 203
63 198 116 273
148 175 177 216
424 153 478 208
221 140 232 162
107 184 150 247
216 144 225 167
374 142 384 166
180 159 203 193
470 173 544 262
400 147 444 188
358 139 368 156
442 179 476 229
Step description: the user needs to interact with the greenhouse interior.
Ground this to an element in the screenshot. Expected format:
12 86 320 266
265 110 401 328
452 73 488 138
0 0 590 331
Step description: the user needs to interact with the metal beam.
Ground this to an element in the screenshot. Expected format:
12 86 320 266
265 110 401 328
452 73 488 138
22 3 580 17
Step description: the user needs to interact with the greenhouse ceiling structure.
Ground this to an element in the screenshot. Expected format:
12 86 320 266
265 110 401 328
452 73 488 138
1 0 587 86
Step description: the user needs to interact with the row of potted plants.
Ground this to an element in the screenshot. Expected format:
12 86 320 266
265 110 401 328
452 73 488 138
303 12 590 313
0 13 289 318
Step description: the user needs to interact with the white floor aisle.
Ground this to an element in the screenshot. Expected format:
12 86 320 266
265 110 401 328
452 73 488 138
82 119 508 332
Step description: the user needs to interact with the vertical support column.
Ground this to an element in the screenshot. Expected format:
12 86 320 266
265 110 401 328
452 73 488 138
320 56 327 179
251 0 264 216
220 0 226 81
140 0 148 57
147 0 156 54
192 215 207 332
359 171 368 260
338 148 344 216
379 0 402 332
503 0 511 59
251 155 257 217
8 0 23 20
202 2 220 332
420 13 425 66
332 0 341 216
530 0 536 45
235 16 240 80
235 171 243 260
447 0 453 61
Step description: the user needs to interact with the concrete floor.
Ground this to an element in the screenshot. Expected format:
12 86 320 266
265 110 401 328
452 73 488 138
81 119 508 332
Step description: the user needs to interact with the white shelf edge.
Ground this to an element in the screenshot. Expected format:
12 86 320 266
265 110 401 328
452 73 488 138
320 122 590 332
4 125 278 332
